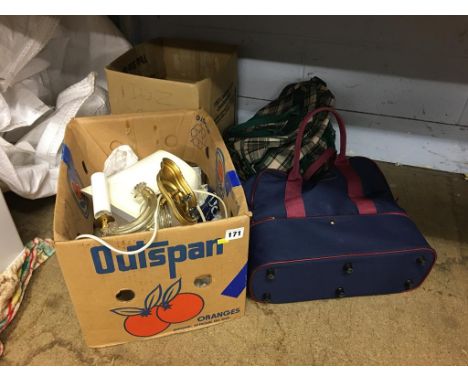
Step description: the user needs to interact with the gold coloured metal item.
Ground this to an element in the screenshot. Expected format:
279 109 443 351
157 157 198 225
100 182 161 236
97 157 200 236
95 213 114 232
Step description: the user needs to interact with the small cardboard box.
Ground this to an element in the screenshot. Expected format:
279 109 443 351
53 109 250 347
105 39 237 132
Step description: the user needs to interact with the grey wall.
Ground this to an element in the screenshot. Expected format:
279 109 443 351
113 16 468 173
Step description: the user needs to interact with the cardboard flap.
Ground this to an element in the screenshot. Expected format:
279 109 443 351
108 38 236 83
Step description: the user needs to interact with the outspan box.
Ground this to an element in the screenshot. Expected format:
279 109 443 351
53 109 250 347
105 39 237 132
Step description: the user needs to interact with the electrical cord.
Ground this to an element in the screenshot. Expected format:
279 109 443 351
76 194 163 255
103 183 159 235
196 205 207 222
75 189 228 255
194 189 228 219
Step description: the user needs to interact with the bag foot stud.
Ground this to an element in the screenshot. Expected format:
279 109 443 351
335 287 345 298
266 268 276 280
343 263 353 274
416 256 426 265
404 279 414 290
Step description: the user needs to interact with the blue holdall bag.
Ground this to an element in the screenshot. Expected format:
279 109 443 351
243 107 436 303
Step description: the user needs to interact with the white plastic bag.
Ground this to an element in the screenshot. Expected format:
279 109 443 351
34 72 98 168
56 16 132 91
0 16 59 92
0 73 97 198
0 94 10 130
0 16 132 199
103 145 139 177
0 83 51 133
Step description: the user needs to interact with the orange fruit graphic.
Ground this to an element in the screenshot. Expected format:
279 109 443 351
123 307 170 337
157 293 204 323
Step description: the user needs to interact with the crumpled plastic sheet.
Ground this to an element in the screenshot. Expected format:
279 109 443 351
0 16 59 94
0 73 98 198
0 16 131 199
103 144 139 177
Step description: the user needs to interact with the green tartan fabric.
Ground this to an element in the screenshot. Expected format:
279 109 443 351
224 77 336 180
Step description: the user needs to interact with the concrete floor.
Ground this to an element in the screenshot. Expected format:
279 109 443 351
0 162 467 365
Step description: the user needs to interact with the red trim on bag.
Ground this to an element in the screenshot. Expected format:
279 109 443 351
251 211 409 226
284 107 346 218
251 217 277 227
255 247 434 267
284 107 379 218
284 176 306 217
335 157 377 214
378 211 408 217
285 108 342 218
248 247 437 303
303 148 336 181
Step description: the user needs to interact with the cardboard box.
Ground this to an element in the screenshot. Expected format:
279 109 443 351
53 109 250 347
106 39 237 132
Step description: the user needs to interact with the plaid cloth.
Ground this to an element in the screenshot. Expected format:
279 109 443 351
0 238 55 357
224 77 336 180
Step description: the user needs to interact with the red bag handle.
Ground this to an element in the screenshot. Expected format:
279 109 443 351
284 107 377 218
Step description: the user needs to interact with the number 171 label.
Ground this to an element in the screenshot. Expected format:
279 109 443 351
224 227 244 241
